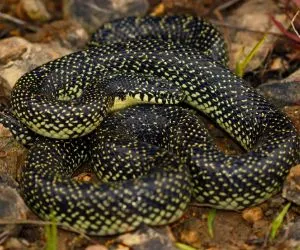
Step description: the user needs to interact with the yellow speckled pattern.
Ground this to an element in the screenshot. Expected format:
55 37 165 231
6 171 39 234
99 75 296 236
1 15 299 236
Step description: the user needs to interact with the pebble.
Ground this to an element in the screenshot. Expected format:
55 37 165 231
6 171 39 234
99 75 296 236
73 173 93 182
282 165 300 206
257 67 300 107
0 132 26 179
172 217 202 249
85 244 108 250
20 0 51 22
283 106 300 132
116 226 177 250
65 0 149 32
286 217 300 241
257 81 300 107
0 173 28 244
0 37 29 64
27 19 88 49
0 37 71 91
242 207 264 224
3 237 26 249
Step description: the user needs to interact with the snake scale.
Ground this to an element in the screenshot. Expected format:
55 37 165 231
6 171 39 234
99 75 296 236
1 15 300 235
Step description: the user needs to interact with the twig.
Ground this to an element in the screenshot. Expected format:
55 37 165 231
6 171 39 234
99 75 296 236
84 2 113 13
215 0 243 11
291 10 300 38
0 12 39 32
207 0 243 16
270 14 300 43
209 19 285 37
0 219 92 241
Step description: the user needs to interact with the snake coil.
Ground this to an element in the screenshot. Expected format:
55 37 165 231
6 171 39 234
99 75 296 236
0 15 299 235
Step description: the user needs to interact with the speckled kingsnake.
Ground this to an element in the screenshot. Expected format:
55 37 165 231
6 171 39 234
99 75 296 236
0 15 299 236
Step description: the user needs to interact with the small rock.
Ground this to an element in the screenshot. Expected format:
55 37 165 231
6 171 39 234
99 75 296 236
0 77 11 105
0 173 29 244
116 226 176 250
20 0 51 22
0 136 26 179
269 57 289 71
73 173 93 182
85 244 108 250
242 207 264 224
283 106 300 132
286 218 300 241
0 37 72 92
27 20 89 49
257 67 300 107
65 0 149 32
180 230 200 246
257 81 300 107
173 217 202 249
282 165 300 205
109 244 130 250
3 237 26 249
0 124 12 138
0 37 29 64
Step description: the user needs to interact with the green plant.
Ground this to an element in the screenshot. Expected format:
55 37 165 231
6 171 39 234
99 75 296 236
235 35 267 77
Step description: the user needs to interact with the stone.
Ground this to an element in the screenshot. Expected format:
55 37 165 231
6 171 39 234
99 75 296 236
284 106 300 132
257 81 300 107
0 37 29 64
20 0 51 22
282 165 300 205
27 19 89 49
242 207 264 224
0 173 29 244
117 226 177 250
0 37 72 92
65 0 149 32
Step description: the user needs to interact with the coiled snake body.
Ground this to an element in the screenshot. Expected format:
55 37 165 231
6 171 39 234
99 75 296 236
1 16 300 235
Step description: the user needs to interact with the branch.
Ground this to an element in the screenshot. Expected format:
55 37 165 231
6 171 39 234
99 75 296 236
0 12 39 32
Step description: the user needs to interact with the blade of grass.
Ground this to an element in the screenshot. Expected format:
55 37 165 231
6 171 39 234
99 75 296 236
235 34 267 77
269 202 291 241
175 242 198 250
207 208 217 238
45 215 57 250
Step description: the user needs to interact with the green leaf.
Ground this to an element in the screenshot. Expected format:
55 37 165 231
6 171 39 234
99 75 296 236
45 214 58 250
207 208 217 238
175 242 198 250
270 202 291 240
235 35 267 77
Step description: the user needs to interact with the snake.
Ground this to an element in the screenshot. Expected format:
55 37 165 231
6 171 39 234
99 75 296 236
0 15 299 236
